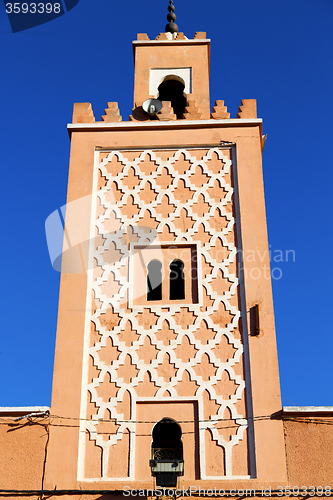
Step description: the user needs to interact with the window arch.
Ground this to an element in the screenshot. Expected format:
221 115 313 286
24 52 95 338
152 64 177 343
152 417 183 460
158 77 187 119
169 259 185 300
147 259 162 301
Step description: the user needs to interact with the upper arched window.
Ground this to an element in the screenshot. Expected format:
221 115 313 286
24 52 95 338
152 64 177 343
132 243 199 306
169 259 185 300
147 259 162 301
158 77 187 119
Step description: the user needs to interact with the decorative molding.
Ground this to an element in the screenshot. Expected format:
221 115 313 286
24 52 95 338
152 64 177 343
78 147 250 481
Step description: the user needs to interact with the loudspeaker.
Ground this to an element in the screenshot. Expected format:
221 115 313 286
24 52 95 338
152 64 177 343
142 98 163 116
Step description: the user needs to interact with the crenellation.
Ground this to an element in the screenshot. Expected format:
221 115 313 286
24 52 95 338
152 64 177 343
137 33 150 40
101 102 122 122
183 99 203 120
155 32 169 40
237 98 257 118
194 31 207 39
156 100 177 120
72 102 95 123
211 100 230 119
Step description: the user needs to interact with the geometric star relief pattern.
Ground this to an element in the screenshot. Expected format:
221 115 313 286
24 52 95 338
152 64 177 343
79 148 250 480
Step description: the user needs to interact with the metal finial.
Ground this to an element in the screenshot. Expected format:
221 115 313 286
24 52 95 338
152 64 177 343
165 0 178 33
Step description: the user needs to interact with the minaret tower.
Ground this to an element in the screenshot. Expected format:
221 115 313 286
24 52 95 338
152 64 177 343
45 3 287 493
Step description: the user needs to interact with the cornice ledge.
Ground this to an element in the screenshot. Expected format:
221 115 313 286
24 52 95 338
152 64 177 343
132 39 211 46
282 405 333 415
67 118 263 134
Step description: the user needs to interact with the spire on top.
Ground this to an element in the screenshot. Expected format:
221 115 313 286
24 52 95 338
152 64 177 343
165 0 178 33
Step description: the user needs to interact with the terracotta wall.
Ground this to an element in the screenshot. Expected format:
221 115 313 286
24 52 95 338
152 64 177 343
284 417 333 484
1 414 333 496
0 416 47 493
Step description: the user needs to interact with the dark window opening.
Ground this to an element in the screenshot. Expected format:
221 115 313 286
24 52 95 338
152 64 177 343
158 78 187 119
169 259 185 300
152 417 183 460
147 259 162 301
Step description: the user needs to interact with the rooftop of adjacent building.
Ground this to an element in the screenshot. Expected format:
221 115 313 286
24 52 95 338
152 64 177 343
1 406 333 419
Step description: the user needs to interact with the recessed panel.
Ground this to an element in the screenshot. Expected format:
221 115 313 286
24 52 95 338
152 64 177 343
149 67 192 96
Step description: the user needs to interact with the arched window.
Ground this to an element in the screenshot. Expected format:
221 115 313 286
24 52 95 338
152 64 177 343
169 259 185 300
158 77 187 119
147 259 162 301
152 417 183 460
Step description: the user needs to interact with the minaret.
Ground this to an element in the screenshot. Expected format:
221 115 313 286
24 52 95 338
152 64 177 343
45 4 287 493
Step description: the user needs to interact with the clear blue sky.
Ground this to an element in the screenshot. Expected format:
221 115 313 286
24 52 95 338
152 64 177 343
0 0 332 408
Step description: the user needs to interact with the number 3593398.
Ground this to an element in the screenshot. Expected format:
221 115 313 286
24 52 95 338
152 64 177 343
5 3 61 13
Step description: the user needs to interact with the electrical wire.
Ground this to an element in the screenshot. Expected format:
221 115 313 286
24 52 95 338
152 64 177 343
0 414 332 496
0 413 333 426
0 488 331 497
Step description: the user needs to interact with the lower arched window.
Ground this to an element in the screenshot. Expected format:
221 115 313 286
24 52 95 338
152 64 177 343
152 417 183 460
